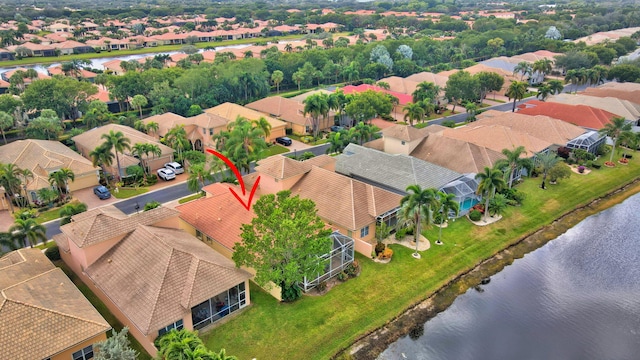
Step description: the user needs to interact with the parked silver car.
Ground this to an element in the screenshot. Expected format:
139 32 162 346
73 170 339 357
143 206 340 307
157 168 176 181
164 162 184 174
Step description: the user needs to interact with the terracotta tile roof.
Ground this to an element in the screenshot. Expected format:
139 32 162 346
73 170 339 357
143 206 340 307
245 96 311 127
254 154 335 180
47 65 98 78
341 84 412 105
546 93 640 120
289 166 402 231
581 87 640 106
84 225 250 335
0 249 110 359
516 100 617 130
204 102 287 130
0 139 99 191
411 133 505 174
177 183 256 251
60 205 178 248
72 123 174 159
289 89 333 102
475 110 587 147
598 82 640 92
378 76 420 95
404 72 449 88
382 124 430 142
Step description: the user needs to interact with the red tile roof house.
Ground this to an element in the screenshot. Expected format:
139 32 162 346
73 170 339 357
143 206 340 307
53 206 252 356
517 99 618 130
340 84 412 122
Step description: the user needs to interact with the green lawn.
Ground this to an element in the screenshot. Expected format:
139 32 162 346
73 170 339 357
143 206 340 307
34 206 66 224
262 144 290 157
54 261 153 360
112 187 149 199
178 193 205 204
201 158 640 360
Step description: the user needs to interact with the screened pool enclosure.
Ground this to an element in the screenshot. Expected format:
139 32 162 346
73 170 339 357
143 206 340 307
440 174 481 216
300 231 355 292
566 131 606 154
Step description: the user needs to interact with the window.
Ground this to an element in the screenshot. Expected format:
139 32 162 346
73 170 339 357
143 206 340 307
195 229 202 239
72 345 93 360
192 282 247 330
202 128 206 134
158 319 184 337
360 225 369 238
209 128 214 135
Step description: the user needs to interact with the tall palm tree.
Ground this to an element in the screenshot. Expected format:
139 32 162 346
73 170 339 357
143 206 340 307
475 167 506 222
252 117 272 139
513 61 532 81
536 151 560 189
217 116 267 174
402 102 425 126
303 93 329 138
506 80 528 112
599 117 633 163
17 168 33 207
0 162 22 213
9 218 46 248
90 144 115 182
0 110 13 144
435 191 459 245
100 130 131 181
59 202 88 226
271 70 284 94
532 58 553 81
494 146 527 188
400 185 439 257
130 94 148 118
165 125 190 162
48 168 75 199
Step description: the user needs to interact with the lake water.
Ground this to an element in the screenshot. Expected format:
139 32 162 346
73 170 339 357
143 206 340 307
379 192 640 360
0 43 251 74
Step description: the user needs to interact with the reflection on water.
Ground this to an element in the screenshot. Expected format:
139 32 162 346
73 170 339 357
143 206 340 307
380 193 640 360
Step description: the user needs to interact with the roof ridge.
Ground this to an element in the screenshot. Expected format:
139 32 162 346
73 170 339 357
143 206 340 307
369 184 377 217
146 236 176 334
350 179 356 230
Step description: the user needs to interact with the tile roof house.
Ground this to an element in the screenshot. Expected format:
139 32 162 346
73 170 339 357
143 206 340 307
580 85 640 108
0 139 100 209
404 72 449 88
72 124 174 178
143 111 229 151
204 102 287 142
378 76 421 95
546 93 640 121
516 99 618 130
0 248 110 360
54 205 251 356
341 84 412 105
245 96 315 135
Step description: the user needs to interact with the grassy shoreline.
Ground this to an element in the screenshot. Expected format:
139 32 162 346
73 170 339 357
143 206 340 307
201 157 640 360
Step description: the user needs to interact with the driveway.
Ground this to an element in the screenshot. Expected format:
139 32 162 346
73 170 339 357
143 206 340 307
72 187 118 209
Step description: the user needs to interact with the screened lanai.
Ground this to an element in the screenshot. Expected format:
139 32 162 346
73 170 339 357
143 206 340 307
566 131 606 154
300 232 355 292
440 174 481 216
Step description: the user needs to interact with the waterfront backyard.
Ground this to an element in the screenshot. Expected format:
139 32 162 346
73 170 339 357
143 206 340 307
201 157 640 360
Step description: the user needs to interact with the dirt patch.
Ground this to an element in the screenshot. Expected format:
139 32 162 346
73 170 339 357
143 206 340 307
337 177 640 360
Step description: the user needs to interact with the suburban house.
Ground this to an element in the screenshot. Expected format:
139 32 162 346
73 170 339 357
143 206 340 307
378 76 422 96
335 143 474 214
0 48 15 61
439 64 518 94
0 248 111 360
546 93 640 122
404 71 449 89
340 84 412 122
54 206 252 356
517 100 618 130
204 102 287 142
245 96 314 135
72 124 174 178
143 111 229 151
0 139 100 209
53 40 95 55
47 64 98 81
6 42 56 57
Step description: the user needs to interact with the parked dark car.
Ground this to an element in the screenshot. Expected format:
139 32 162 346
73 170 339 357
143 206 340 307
93 185 111 200
330 125 345 132
276 136 293 146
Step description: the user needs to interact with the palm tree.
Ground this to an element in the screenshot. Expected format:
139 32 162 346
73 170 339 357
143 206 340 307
326 131 348 154
494 146 527 188
412 81 439 104
435 191 459 245
156 329 205 360
599 117 633 163
17 168 33 207
0 110 13 144
252 117 272 139
304 93 329 138
130 94 148 118
9 218 46 248
475 167 506 222
536 84 553 101
271 70 284 94
100 130 131 181
536 151 560 189
59 202 88 226
187 162 214 193
618 130 639 157
0 163 22 213
400 185 439 257
217 116 267 174
547 79 564 95
292 71 304 91
506 80 528 112
402 102 425 126
513 61 532 81
532 58 553 81
0 231 21 254
165 125 190 162
48 168 75 199
90 144 115 182
284 43 293 52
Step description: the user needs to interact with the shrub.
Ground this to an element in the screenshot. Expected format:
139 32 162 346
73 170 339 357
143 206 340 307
592 163 602 169
345 260 360 277
395 227 407 240
316 281 327 292
144 201 161 211
44 245 61 261
337 271 349 281
145 174 158 186
586 160 593 168
442 120 456 128
281 284 302 302
578 165 585 173
379 247 393 260
469 210 482 221
557 146 571 159
433 212 444 225
471 203 485 214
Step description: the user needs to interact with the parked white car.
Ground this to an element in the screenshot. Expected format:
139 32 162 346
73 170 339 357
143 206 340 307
164 162 184 174
157 168 176 181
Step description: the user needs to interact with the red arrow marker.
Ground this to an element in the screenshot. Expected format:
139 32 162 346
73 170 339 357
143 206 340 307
206 148 260 211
